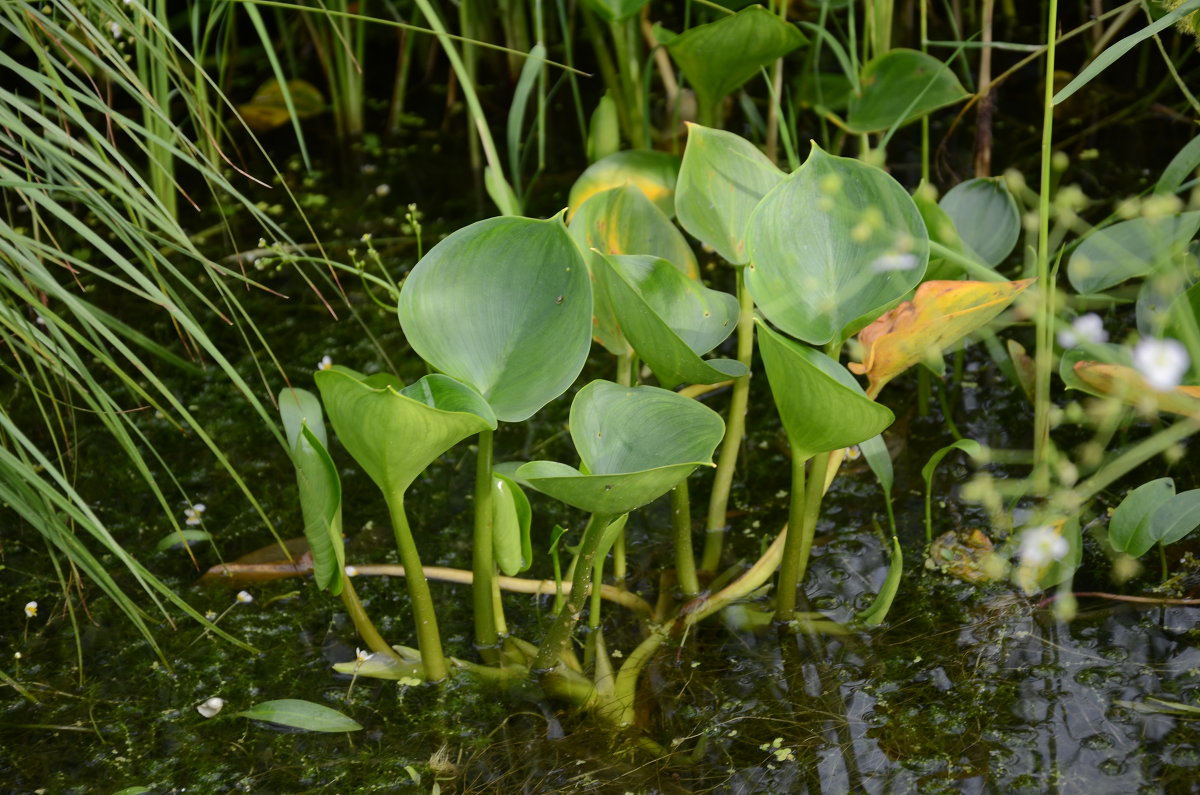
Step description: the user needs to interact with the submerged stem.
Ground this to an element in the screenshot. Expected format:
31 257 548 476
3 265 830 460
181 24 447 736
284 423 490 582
531 513 613 673
775 446 811 621
387 497 448 681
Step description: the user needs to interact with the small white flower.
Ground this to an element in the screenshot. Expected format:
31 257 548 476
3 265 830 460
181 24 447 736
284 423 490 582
24 601 37 618
236 590 254 604
1018 525 1068 568
344 565 359 577
1133 337 1190 391
204 610 217 621
184 503 206 526
107 21 121 39
196 697 225 718
1057 313 1108 348
374 184 391 198
360 233 372 243
355 648 373 663
317 355 333 371
871 252 918 272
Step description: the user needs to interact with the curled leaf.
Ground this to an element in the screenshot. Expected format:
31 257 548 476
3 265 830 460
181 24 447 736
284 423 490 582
1070 361 1200 417
849 278 1034 397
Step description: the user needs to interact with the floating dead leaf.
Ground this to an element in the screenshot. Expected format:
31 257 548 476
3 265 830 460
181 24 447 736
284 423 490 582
1072 360 1200 417
237 79 325 132
849 278 1035 397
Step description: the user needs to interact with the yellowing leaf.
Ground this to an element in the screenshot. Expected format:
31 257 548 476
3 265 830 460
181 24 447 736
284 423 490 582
1071 361 1200 417
849 278 1034 397
237 79 325 133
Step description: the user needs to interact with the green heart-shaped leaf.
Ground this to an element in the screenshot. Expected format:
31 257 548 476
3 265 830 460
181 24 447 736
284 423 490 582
596 254 746 388
938 178 1020 267
1151 489 1200 547
746 144 929 345
756 321 894 459
1109 477 1175 557
279 388 344 595
1067 211 1200 295
492 472 532 576
845 49 968 134
397 216 592 422
666 7 807 124
314 368 496 500
516 381 724 515
568 150 681 222
569 184 699 355
675 124 786 265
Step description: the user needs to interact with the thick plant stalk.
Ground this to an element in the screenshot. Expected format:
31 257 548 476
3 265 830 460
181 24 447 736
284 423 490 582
531 513 614 673
701 268 755 572
387 498 448 681
775 448 829 621
672 483 699 597
338 575 404 662
473 429 499 660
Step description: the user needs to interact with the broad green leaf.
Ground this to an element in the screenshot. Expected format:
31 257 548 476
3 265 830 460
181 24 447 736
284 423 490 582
845 49 968 134
666 7 807 128
1053 0 1200 105
516 381 724 515
596 254 745 388
1066 212 1200 295
1151 490 1200 547
397 216 592 422
921 438 983 543
154 529 211 552
567 150 681 222
1109 478 1175 557
279 386 327 448
580 0 651 23
912 182 982 280
279 388 344 594
675 124 786 265
568 185 699 355
938 178 1020 267
492 472 532 575
236 78 325 132
1156 132 1200 195
236 699 362 733
314 368 496 500
856 534 902 626
858 433 893 494
756 321 894 459
746 144 928 345
848 279 1034 398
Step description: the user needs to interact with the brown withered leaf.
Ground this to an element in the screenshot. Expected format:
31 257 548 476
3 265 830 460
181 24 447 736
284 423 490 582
1072 361 1200 418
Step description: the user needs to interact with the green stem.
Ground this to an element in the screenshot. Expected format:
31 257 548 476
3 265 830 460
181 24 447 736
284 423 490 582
610 16 646 148
701 267 754 572
672 482 699 597
473 429 499 661
532 513 613 673
387 497 448 681
338 575 404 662
1032 0 1058 494
775 447 818 621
